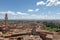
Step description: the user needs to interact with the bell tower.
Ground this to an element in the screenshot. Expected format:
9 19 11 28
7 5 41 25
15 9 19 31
5 13 9 27
2 13 9 33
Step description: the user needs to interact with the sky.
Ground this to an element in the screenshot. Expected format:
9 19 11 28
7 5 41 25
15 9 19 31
0 0 60 20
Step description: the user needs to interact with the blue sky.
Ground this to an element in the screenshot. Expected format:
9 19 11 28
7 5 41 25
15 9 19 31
0 0 60 20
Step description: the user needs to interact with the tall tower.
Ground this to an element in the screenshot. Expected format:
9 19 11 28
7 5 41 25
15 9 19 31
2 13 9 33
5 13 9 27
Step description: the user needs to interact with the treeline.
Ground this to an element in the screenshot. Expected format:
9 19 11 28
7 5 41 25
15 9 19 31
42 21 60 31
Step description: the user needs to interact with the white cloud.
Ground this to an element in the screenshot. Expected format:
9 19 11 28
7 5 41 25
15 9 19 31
0 11 15 15
46 0 58 6
7 11 15 15
28 9 34 12
36 0 60 6
28 8 40 12
0 11 60 20
35 9 40 12
17 12 29 16
0 11 29 16
57 1 60 4
56 1 60 5
37 1 46 6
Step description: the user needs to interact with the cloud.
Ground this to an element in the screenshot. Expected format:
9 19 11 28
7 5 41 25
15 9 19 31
0 11 29 16
28 8 40 12
37 1 46 6
35 9 40 12
36 0 60 6
57 1 60 4
46 0 60 6
17 12 29 16
7 11 15 15
0 11 15 15
0 11 60 20
28 9 34 12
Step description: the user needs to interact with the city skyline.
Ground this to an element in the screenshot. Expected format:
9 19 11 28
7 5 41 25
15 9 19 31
0 0 60 20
